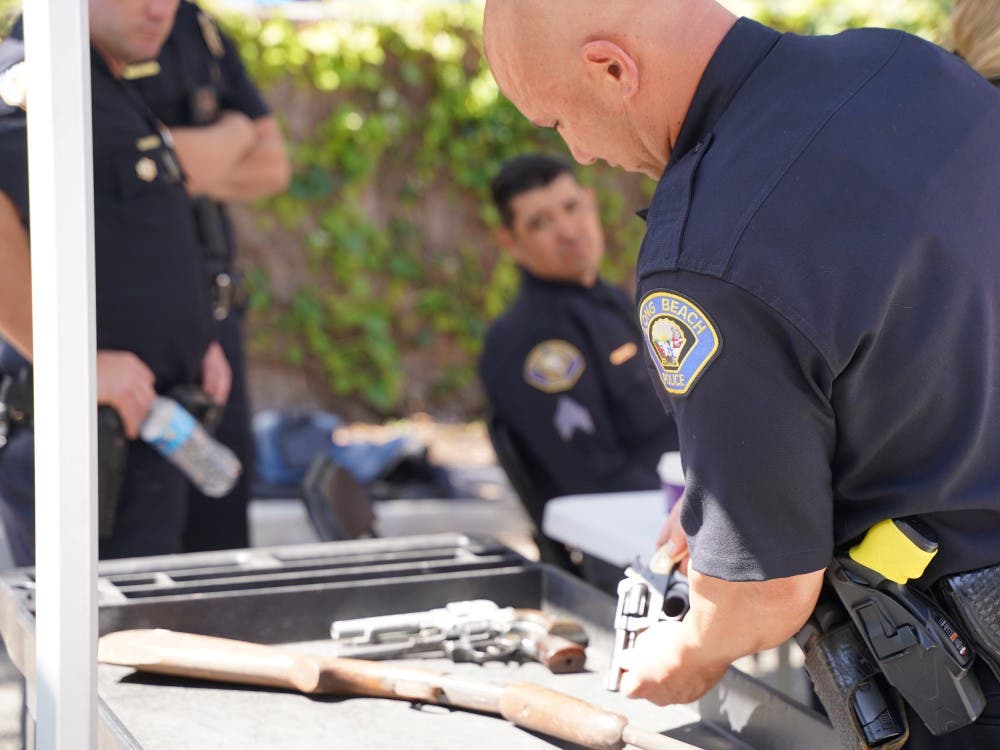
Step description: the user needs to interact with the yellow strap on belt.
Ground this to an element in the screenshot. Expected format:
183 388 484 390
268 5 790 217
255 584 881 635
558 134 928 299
848 519 938 584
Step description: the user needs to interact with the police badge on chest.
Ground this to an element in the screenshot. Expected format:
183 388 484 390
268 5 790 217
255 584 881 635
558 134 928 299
189 86 219 125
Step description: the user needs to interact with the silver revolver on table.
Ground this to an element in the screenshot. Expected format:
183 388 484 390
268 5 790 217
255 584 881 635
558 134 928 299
330 599 589 674
606 557 691 691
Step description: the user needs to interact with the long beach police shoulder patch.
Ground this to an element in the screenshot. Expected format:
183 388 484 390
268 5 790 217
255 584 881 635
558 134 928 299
639 290 721 397
523 340 585 394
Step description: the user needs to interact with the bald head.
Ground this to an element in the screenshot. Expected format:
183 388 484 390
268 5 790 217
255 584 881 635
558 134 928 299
484 0 736 179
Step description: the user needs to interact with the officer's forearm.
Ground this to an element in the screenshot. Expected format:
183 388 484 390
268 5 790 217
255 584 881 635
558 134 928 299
170 112 256 196
681 567 825 665
0 191 33 360
207 117 291 202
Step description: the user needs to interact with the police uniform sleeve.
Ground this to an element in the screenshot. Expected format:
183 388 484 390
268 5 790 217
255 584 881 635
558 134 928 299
638 270 836 582
480 327 652 498
216 22 270 120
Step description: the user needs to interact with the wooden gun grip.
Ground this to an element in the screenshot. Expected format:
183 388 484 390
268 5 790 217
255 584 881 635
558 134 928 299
499 683 627 750
511 608 590 645
517 630 587 674
98 629 324 694
100 629 442 701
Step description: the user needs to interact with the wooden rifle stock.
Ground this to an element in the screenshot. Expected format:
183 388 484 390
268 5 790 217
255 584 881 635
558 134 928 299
99 629 703 750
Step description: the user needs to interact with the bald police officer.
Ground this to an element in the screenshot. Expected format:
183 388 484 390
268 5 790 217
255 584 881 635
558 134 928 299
484 1 1000 747
0 0 224 563
130 0 290 552
481 154 678 562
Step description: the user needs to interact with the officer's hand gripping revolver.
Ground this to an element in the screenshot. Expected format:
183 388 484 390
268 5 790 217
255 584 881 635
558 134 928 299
330 599 588 674
606 557 690 692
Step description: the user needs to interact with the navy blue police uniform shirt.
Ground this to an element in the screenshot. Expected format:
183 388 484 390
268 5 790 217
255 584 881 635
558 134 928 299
481 270 680 500
0 22 211 390
133 1 269 127
131 0 270 260
636 18 1000 584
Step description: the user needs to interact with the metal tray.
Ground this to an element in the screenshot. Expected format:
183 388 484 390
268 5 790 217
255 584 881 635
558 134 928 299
0 534 836 749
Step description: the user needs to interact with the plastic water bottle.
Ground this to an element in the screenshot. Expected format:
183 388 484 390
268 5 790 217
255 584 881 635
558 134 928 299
140 396 242 497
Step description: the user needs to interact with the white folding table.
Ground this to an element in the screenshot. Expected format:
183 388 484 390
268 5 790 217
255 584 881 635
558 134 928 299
541 490 666 566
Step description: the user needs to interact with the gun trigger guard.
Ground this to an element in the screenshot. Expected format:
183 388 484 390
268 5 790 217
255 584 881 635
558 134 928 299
448 636 520 665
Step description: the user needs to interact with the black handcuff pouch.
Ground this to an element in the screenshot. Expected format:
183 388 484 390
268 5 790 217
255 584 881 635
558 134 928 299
937 562 1000 684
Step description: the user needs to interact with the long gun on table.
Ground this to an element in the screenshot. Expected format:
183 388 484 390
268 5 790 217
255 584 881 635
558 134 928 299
99 629 705 750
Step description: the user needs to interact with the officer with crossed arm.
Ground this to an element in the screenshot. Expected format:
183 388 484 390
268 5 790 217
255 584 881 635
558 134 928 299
0 0 225 563
130 0 290 552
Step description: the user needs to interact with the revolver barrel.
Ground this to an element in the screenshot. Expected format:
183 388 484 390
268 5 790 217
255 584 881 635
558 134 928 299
331 613 426 644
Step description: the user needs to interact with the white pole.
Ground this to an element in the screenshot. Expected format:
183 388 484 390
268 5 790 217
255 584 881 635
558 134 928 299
23 0 99 745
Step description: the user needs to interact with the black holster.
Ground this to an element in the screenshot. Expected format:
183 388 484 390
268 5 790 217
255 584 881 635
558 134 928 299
192 196 237 322
97 406 127 540
796 594 909 750
97 386 220 541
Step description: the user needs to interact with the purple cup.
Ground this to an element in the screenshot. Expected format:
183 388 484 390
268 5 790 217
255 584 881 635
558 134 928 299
657 451 685 514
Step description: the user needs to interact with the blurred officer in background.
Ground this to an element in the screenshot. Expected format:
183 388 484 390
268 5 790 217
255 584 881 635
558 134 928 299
480 154 679 564
130 0 290 552
0 0 224 564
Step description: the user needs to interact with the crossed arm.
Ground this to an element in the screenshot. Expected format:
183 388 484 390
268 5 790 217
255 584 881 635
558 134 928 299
170 113 291 202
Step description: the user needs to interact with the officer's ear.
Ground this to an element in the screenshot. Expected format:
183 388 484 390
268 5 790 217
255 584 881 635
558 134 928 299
494 225 518 254
581 40 639 98
494 225 531 266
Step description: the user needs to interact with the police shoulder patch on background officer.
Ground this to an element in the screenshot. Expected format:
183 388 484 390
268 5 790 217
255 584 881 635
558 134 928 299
523 340 585 394
639 290 720 397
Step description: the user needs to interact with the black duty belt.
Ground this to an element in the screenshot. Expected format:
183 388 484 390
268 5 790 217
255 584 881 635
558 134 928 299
797 517 1000 750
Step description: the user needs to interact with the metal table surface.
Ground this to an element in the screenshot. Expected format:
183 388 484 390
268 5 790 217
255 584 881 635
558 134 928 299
0 534 836 750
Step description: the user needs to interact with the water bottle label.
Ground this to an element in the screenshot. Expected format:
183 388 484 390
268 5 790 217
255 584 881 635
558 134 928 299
150 405 196 456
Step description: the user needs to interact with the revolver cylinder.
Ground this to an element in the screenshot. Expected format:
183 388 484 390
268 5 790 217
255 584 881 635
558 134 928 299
606 559 689 692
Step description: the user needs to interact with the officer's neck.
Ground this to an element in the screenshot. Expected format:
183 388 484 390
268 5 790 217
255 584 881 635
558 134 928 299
524 268 600 290
91 40 128 79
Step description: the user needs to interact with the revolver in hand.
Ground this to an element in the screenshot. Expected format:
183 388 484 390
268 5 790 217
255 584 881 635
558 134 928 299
606 557 690 692
330 599 589 674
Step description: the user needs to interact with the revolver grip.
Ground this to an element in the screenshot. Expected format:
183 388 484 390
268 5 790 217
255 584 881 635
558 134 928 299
523 631 586 674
